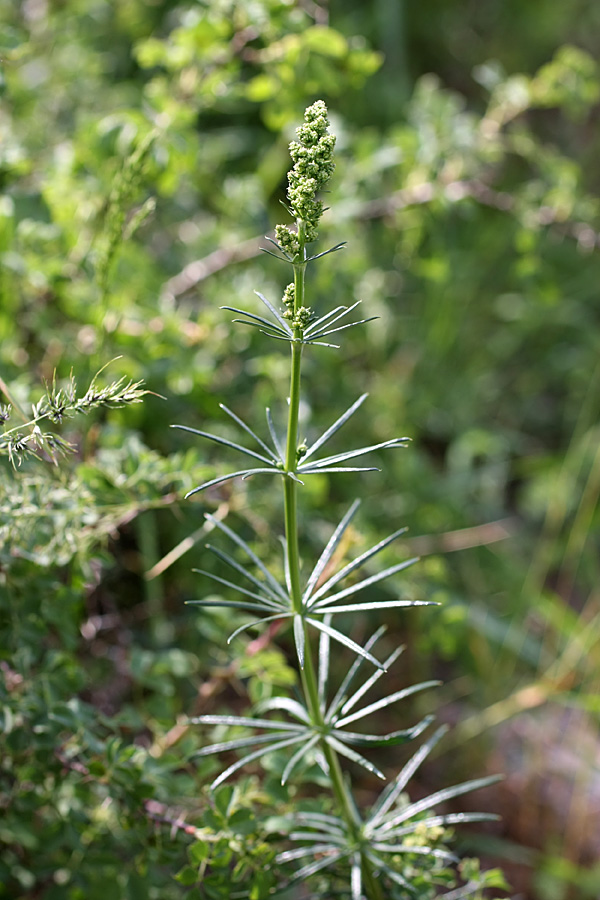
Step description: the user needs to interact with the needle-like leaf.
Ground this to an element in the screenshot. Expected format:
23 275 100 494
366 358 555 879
309 524 409 604
221 306 291 337
227 612 290 644
255 290 294 333
336 681 440 729
192 730 295 758
281 733 320 785
299 437 409 473
368 725 448 827
219 403 280 462
189 714 305 731
205 543 288 606
301 394 368 462
338 645 404 718
172 423 274 465
277 842 344 863
256 696 311 724
307 616 385 670
310 559 420 611
184 466 282 497
318 616 331 708
191 568 282 609
326 625 387 720
350 853 362 900
303 304 351 334
379 812 500 841
277 849 345 881
294 614 306 668
186 595 278 614
366 853 416 893
316 599 435 615
341 716 434 747
377 774 504 833
370 843 458 864
325 735 385 780
206 515 290 602
266 407 284 459
304 241 347 262
307 316 378 340
303 500 361 602
210 734 307 789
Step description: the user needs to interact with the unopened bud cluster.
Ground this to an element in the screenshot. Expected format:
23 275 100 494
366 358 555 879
276 100 336 256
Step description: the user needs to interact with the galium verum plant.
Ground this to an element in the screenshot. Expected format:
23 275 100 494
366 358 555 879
175 101 506 899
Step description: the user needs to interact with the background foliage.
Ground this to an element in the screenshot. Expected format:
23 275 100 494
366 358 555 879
1 1 600 898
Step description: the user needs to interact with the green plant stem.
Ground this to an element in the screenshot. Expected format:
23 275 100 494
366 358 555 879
281 250 384 900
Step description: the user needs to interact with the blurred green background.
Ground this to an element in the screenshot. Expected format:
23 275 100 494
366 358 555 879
2 1 600 898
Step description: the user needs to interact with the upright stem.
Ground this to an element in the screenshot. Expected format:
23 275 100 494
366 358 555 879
281 244 384 900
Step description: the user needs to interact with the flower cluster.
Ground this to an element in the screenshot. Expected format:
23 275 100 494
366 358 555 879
276 100 336 255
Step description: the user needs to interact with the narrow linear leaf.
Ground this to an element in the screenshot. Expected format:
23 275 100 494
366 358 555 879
277 844 344 864
307 617 385 670
188 714 304 732
266 407 284 459
369 726 449 827
254 331 296 344
172 424 273 465
184 467 281 497
366 853 416 893
299 465 380 474
255 290 293 334
281 733 320 785
341 717 435 748
191 568 282 609
279 536 292 594
303 305 351 334
303 499 361 602
379 812 500 841
311 558 420 610
227 612 290 644
326 735 385 780
339 645 404 717
221 306 290 336
294 614 306 669
206 544 288 606
310 525 409 604
256 696 311 724
260 247 291 263
193 730 296 758
187 596 278 614
302 394 368 461
279 848 345 881
351 852 362 900
336 681 440 728
210 734 306 789
316 599 435 615
287 830 347 845
327 625 387 721
219 403 281 461
378 775 504 833
232 320 292 341
206 515 290 601
302 339 341 349
307 317 378 341
440 879 503 900
300 438 409 471
371 842 458 864
305 241 347 262
293 811 345 831
318 614 332 708
242 467 288 479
